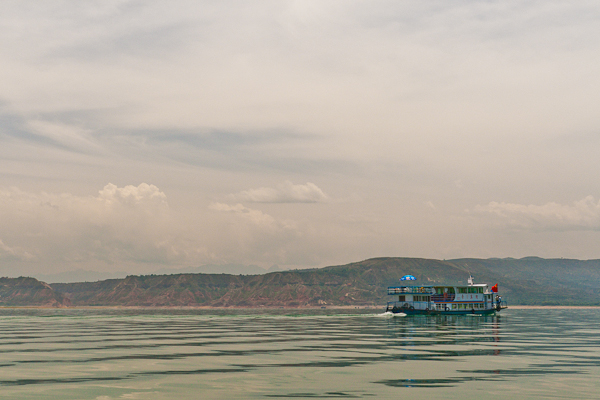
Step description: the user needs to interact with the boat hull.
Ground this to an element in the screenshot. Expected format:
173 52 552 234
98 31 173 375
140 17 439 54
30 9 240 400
386 307 502 316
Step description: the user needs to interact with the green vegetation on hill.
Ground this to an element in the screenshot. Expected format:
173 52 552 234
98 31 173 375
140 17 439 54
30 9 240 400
449 257 600 305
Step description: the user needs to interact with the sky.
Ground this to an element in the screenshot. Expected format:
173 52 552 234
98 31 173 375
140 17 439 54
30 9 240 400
2 0 600 277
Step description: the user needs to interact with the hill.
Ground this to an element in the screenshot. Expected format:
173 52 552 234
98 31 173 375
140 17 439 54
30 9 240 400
48 258 464 307
50 257 600 307
2 257 598 307
449 257 600 304
0 277 71 307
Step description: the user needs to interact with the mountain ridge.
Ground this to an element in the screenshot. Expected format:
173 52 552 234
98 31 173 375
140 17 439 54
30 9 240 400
4 257 600 307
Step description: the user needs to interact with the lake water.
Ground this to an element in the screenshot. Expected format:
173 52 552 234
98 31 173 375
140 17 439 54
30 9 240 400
0 308 599 399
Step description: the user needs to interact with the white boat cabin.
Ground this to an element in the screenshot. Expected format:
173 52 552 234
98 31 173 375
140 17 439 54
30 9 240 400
387 283 502 313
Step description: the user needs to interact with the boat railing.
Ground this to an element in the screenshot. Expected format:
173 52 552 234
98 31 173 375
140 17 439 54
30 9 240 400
387 287 434 295
431 293 455 302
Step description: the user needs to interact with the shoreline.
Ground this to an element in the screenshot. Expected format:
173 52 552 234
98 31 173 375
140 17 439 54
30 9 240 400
2 305 600 310
508 305 600 309
0 305 382 310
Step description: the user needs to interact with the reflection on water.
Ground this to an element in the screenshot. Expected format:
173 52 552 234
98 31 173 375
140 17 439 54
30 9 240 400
0 308 599 399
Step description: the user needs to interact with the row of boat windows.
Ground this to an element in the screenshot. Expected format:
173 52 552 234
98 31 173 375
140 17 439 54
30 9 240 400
390 287 486 295
434 287 484 294
398 295 432 302
400 295 486 304
458 287 484 294
399 288 483 301
436 303 486 310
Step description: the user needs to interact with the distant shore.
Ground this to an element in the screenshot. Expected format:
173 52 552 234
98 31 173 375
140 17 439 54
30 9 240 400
2 305 600 309
0 305 383 310
508 305 600 309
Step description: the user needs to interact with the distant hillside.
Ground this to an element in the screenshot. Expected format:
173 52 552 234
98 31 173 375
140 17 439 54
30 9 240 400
49 257 600 307
449 257 600 305
0 277 71 307
52 258 461 307
3 257 598 307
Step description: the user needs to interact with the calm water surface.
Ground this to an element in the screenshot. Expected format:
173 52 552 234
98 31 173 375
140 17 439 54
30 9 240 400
0 308 598 399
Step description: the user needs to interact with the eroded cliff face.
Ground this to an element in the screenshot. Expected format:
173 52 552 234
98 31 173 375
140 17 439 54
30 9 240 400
0 277 71 307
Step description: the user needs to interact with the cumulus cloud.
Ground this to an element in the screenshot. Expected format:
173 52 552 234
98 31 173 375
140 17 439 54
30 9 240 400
208 202 309 264
0 183 180 269
232 181 328 203
209 202 297 231
98 182 167 207
474 196 600 230
0 238 34 261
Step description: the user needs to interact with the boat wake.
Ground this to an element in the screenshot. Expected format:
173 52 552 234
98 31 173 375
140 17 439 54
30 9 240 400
378 311 406 318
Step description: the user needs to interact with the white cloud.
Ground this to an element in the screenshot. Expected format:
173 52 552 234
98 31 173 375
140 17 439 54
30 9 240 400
0 238 34 261
474 196 600 230
24 119 101 153
209 202 297 231
98 182 167 207
0 183 180 269
232 181 328 203
2 1 600 267
207 202 317 265
210 202 276 227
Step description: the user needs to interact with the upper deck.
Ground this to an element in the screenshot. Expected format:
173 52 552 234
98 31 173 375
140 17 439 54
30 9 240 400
388 283 491 296
388 286 434 295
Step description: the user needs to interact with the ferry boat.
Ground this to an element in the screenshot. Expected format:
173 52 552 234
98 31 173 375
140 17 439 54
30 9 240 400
385 276 507 315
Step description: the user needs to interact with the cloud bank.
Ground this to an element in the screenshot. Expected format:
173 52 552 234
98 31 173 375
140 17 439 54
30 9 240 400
0 183 338 274
475 196 600 230
2 1 600 270
0 183 178 268
232 181 328 203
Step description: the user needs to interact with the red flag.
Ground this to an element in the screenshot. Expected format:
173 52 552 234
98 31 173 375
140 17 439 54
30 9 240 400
491 284 498 292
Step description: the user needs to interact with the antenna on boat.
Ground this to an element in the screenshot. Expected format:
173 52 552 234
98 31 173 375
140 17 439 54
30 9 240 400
463 263 474 286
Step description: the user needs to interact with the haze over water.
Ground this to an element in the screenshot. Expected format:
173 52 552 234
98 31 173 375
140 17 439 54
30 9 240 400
0 308 598 399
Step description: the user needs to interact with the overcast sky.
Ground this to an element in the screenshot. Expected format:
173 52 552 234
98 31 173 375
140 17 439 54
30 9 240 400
2 0 600 276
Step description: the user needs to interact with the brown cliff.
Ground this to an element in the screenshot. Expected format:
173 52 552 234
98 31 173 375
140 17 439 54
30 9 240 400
0 277 71 307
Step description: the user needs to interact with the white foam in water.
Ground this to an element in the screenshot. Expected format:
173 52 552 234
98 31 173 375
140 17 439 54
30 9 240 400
378 311 406 317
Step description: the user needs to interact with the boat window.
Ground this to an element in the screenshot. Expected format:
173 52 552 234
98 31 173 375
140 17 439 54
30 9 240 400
458 288 467 294
399 295 405 301
477 288 483 293
468 287 476 293
447 287 456 294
